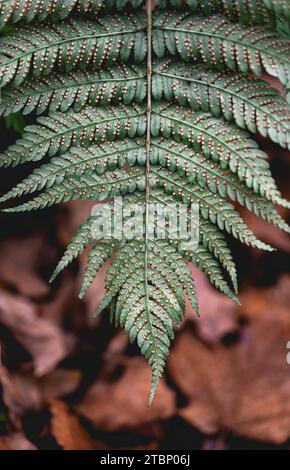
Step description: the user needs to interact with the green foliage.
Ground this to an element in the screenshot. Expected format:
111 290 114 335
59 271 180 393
4 111 26 134
0 0 289 403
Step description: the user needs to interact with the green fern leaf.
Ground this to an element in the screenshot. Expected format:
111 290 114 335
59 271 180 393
0 15 146 88
154 61 290 148
156 0 283 26
0 65 146 116
154 12 290 85
0 1 144 26
0 105 145 167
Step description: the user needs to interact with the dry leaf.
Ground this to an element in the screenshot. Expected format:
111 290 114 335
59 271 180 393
49 399 105 450
39 274 77 325
0 235 51 298
0 289 71 376
169 276 290 444
187 268 239 343
40 369 82 401
239 273 290 321
0 433 36 450
76 357 176 431
0 367 43 427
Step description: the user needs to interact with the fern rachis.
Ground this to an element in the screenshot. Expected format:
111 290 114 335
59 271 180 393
0 0 289 403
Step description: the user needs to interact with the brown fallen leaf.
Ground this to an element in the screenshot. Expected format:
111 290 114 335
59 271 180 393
0 235 52 299
0 433 36 450
76 357 176 431
187 268 239 343
0 366 43 428
169 276 290 444
123 441 159 450
40 369 82 401
105 331 129 358
39 273 77 326
240 210 290 254
239 273 290 322
101 331 129 377
49 399 106 450
0 289 72 376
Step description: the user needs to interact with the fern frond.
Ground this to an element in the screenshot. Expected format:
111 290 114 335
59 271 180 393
154 12 290 85
199 220 238 293
150 139 290 226
0 105 145 167
189 244 240 303
97 191 237 299
5 160 276 253
2 0 288 28
156 0 282 26
154 61 290 149
79 240 117 298
0 1 144 26
3 167 150 211
151 166 274 250
0 15 146 88
0 139 145 202
0 65 146 116
152 105 285 204
263 0 290 21
149 190 238 291
3 134 289 235
50 215 98 282
0 0 75 26
99 238 197 402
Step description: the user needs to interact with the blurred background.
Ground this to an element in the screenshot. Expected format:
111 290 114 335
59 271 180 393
0 80 290 451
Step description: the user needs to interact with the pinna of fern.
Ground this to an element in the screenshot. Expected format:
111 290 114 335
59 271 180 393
0 0 289 404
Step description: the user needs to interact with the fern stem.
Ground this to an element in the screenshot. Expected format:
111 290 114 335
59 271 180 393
145 0 153 275
145 0 157 406
145 1 152 219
